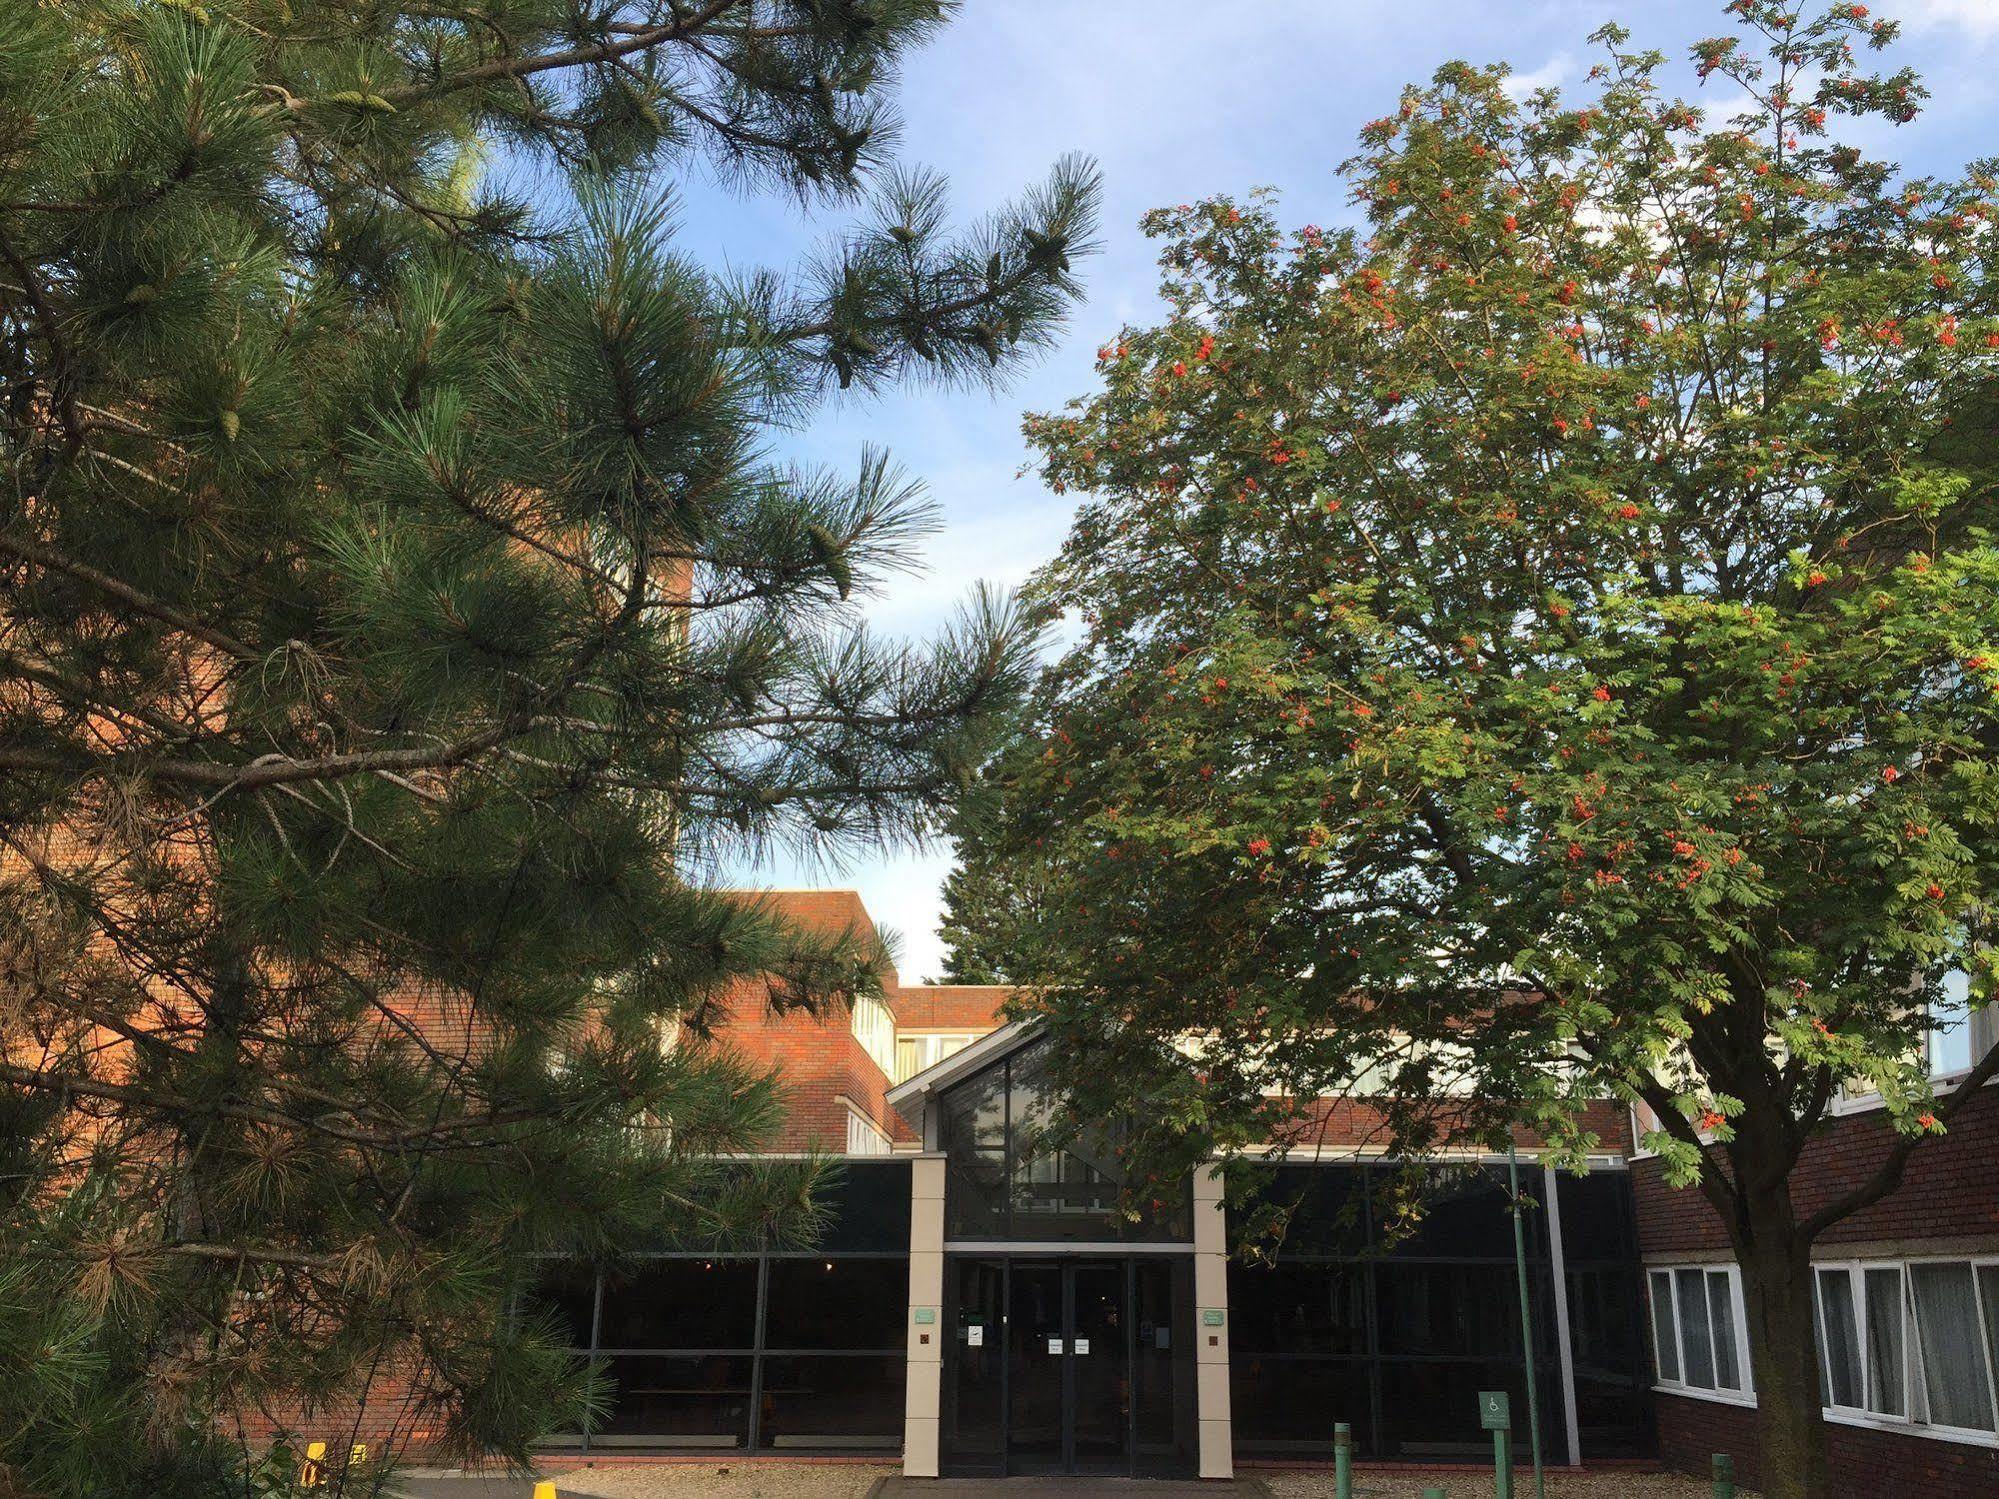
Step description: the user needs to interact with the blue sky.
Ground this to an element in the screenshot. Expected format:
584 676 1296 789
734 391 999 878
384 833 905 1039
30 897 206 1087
703 0 1999 982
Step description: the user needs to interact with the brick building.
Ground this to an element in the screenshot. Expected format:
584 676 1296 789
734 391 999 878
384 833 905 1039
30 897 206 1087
1632 1009 1999 1499
539 889 1649 1479
442 888 1998 1488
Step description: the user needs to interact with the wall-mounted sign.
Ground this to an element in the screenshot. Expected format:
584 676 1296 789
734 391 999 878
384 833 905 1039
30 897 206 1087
913 1307 936 1324
1201 1308 1225 1327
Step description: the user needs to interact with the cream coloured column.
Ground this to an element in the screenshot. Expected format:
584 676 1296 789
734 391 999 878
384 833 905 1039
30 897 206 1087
902 1152 946 1476
1192 1163 1233 1479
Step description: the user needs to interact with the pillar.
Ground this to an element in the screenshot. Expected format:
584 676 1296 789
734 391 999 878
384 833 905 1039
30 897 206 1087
1192 1163 1233 1479
903 1152 946 1476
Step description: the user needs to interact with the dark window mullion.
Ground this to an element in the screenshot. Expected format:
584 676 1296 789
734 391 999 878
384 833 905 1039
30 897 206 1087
748 1255 770 1452
582 1268 605 1455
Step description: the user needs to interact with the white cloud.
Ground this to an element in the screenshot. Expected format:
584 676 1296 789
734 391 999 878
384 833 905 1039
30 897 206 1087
1897 0 1999 44
1505 52 1576 101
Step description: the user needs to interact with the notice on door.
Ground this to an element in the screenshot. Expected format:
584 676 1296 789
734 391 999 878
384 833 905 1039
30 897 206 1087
966 1326 983 1347
1073 1338 1090 1355
1047 1337 1063 1354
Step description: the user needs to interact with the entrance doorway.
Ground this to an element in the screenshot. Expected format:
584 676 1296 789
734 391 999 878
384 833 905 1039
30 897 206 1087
941 1255 1194 1477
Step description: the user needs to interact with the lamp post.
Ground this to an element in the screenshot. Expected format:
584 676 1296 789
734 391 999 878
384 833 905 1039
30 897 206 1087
1507 1144 1547 1499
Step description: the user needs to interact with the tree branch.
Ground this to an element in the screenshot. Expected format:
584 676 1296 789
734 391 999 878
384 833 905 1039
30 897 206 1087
378 0 747 105
1798 1030 1999 1240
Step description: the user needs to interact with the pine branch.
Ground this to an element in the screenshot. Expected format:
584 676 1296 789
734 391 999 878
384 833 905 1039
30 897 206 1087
377 0 748 106
0 532 258 662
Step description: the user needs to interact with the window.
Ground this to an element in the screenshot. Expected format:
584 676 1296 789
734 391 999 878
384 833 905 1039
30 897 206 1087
850 995 896 1078
1227 1163 1622 1462
1927 972 1998 1080
937 1036 1190 1242
1809 1257 1999 1442
1836 972 1997 1110
1909 1262 1996 1433
1815 1268 1863 1409
844 1107 890 1157
1649 1265 1748 1397
1648 1271 1680 1384
1863 1267 1907 1418
893 1032 978 1084
525 1160 913 1455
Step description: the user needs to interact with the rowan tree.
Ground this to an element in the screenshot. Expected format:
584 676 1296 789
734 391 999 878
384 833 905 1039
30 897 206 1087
0 3 1094 1494
960 7 1998 1495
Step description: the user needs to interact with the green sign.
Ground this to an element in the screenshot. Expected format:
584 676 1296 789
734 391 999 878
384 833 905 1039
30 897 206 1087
1478 1390 1510 1430
1201 1308 1225 1327
913 1307 936 1325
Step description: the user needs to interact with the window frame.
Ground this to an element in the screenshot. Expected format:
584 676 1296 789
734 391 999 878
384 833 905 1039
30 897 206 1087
1831 984 1998 1115
518 1160 915 1456
1654 1254 1999 1450
1647 1263 1752 1405
1900 1256 1999 1442
893 1030 981 1085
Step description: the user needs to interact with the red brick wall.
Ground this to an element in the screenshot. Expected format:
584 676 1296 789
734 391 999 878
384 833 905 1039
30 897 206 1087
1657 1392 1999 1499
1637 1086 1999 1491
1634 1084 1999 1256
1265 1095 1634 1154
889 984 1012 1033
704 890 904 1150
707 983 901 1149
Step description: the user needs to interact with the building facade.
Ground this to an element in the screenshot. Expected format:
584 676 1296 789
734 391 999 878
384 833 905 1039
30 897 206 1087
517 890 1998 1491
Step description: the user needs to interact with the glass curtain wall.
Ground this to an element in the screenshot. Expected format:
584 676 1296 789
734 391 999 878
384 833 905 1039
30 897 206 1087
938 1035 1192 1242
526 1160 912 1454
1229 1163 1650 1462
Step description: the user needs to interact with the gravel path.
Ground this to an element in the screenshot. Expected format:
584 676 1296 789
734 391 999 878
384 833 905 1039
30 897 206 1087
1262 1472 1755 1498
396 1464 1753 1499
425 1463 898 1499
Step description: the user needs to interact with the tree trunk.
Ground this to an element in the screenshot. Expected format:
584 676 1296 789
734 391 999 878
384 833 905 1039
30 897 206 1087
1738 1212 1830 1499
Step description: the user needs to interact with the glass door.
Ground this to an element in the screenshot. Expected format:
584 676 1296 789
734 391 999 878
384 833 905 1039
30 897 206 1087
946 1255 1185 1477
944 1258 1006 1472
1069 1260 1130 1472
1006 1262 1067 1471
1002 1260 1131 1474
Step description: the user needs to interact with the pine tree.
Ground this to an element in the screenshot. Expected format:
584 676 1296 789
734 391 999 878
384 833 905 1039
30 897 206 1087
0 3 1096 1494
934 758 1056 984
965 8 1997 1497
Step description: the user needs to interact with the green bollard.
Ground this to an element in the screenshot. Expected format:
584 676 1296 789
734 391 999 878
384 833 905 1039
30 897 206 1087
1333 1421 1352 1499
1493 1425 1513 1499
1421 1488 1446 1499
1711 1452 1736 1499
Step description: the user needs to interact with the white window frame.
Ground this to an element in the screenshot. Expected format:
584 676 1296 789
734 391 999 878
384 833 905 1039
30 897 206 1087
1628 1095 1722 1161
1813 1255 1999 1448
1656 1255 1999 1450
1833 983 1997 1115
892 1031 979 1085
842 1104 891 1157
850 994 897 1079
1648 1263 1754 1406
